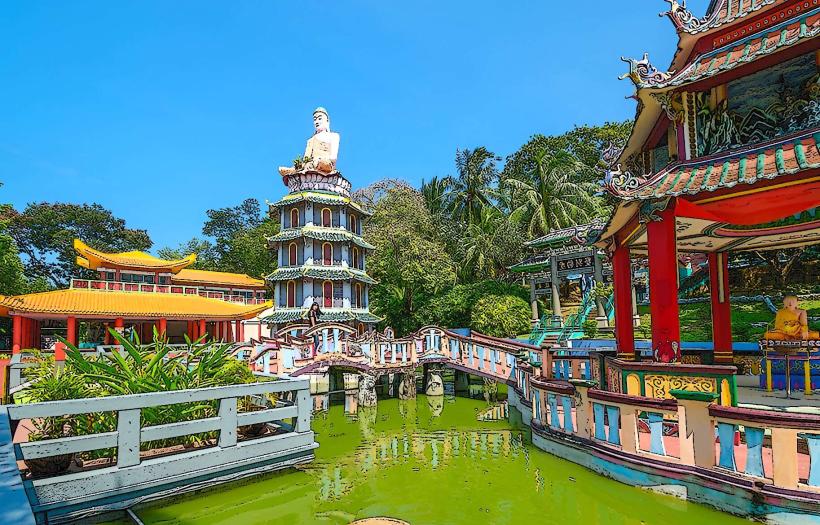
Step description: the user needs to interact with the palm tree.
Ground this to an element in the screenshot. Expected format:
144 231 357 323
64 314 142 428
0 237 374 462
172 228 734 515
460 207 525 282
420 176 451 217
446 147 500 225
505 148 601 237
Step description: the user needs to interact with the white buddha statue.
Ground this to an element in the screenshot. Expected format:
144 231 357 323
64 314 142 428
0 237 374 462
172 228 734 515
279 107 340 177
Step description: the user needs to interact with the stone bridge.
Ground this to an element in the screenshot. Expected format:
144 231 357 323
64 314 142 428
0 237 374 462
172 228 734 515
238 324 541 406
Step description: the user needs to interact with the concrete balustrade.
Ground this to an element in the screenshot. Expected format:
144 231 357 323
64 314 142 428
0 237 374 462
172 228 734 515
5 378 317 522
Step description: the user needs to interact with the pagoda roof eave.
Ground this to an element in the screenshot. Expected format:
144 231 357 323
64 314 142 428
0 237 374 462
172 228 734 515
73 239 196 273
0 289 271 320
262 308 381 324
267 191 372 216
266 265 378 285
267 226 375 250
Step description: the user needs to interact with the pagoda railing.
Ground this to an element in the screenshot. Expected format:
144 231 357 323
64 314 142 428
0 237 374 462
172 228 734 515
70 279 267 305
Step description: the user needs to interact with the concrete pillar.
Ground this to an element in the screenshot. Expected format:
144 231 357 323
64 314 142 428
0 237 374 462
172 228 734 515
631 283 641 327
647 200 681 359
425 365 444 396
398 371 416 400
550 255 562 326
593 253 608 328
11 315 21 354
709 252 733 364
158 318 167 341
198 319 206 341
235 320 244 342
529 279 539 324
66 316 78 347
612 244 635 360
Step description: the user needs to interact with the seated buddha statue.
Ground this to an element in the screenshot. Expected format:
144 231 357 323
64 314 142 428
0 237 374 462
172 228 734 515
278 107 340 177
764 295 819 340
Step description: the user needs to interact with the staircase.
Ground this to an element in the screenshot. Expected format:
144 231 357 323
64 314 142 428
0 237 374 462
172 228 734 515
678 265 709 297
556 290 596 345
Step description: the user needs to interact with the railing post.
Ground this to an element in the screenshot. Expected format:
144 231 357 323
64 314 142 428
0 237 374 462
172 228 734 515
218 397 237 448
296 387 311 433
771 427 799 489
569 380 595 439
620 406 638 454
671 390 717 468
117 409 141 467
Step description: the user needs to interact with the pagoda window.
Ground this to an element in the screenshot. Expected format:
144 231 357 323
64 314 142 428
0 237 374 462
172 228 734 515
323 280 333 308
349 214 357 233
321 208 332 227
355 283 363 308
352 247 360 269
357 322 365 335
105 271 115 281
288 243 298 266
290 208 299 228
286 280 296 308
322 243 333 265
144 275 154 285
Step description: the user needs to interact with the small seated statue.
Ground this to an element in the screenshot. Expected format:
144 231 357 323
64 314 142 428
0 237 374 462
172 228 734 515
764 295 819 340
279 107 340 178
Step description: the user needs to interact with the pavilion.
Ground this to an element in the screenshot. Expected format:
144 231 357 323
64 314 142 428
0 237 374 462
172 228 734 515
0 240 271 353
595 0 820 368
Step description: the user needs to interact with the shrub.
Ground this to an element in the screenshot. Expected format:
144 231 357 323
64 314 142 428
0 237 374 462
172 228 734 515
470 294 531 338
582 319 599 339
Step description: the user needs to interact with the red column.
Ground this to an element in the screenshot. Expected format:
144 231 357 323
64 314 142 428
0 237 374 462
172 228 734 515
104 323 112 345
198 319 206 341
646 201 681 360
709 252 733 364
158 318 167 341
66 316 78 347
612 244 635 360
235 320 244 342
114 317 125 332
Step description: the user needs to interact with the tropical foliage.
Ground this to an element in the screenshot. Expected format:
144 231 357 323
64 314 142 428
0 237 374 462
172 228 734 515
470 295 531 338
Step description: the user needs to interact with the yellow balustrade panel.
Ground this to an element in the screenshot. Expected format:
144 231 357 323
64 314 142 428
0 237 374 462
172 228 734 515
626 373 642 396
643 374 716 400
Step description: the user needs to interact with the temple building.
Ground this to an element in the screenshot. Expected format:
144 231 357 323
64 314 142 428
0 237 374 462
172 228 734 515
264 107 380 333
596 0 820 364
0 239 270 352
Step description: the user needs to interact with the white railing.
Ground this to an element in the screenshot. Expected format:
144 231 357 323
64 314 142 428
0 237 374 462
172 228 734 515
6 379 316 521
70 279 267 305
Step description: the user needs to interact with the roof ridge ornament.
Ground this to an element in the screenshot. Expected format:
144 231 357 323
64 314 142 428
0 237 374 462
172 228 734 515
604 164 649 197
619 53 675 89
660 0 724 34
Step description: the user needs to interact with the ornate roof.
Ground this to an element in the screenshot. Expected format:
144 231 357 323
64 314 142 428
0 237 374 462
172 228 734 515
607 128 820 200
626 9 819 90
172 269 265 288
268 226 375 250
524 220 607 249
266 265 377 285
268 191 372 216
663 0 788 35
74 239 195 273
262 308 381 324
0 289 271 320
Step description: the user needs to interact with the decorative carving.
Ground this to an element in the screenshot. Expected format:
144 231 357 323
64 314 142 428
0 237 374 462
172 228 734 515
644 374 716 399
660 0 718 33
619 53 674 88
652 91 685 123
638 198 672 224
600 141 623 168
604 164 648 196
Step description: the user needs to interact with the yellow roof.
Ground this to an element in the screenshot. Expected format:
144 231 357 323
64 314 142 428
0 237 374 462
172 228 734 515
0 289 271 320
173 269 265 288
74 239 196 272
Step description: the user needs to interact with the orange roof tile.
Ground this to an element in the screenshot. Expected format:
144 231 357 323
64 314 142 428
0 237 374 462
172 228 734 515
172 269 265 288
74 239 195 272
0 289 271 320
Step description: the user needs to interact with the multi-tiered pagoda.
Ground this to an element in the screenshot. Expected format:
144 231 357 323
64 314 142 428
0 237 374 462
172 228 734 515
265 107 380 333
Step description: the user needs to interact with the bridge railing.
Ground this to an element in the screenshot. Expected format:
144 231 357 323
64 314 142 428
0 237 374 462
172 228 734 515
527 379 820 495
6 378 316 520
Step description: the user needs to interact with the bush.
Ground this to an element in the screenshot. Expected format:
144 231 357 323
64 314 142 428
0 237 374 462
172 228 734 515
470 294 531 338
415 280 530 329
582 319 599 339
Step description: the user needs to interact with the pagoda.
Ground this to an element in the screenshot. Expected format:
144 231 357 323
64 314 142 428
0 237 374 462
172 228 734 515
596 0 820 364
264 107 380 333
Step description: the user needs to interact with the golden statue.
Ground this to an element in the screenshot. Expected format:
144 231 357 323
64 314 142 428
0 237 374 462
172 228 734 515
764 296 819 340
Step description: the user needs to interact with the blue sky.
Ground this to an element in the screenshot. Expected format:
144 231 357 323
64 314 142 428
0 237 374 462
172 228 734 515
0 1 709 250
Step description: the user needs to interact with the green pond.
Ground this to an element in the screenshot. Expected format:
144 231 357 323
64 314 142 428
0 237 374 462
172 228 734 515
122 394 744 525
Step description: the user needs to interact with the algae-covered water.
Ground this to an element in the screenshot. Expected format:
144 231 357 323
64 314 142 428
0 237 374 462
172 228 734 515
125 395 744 525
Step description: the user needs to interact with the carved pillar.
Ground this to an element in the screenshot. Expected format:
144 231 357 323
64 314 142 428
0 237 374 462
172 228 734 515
612 243 635 360
593 253 607 328
550 255 562 327
358 373 378 407
530 279 539 324
709 252 733 364
425 364 444 396
398 371 416 400
646 200 681 359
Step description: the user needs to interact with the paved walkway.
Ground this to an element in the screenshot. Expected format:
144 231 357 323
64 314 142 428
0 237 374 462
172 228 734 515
737 386 820 414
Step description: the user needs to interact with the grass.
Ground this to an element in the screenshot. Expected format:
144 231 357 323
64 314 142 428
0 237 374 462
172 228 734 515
634 300 820 342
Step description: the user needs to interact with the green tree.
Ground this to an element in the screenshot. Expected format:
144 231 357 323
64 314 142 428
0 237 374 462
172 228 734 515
446 147 500 225
420 176 451 217
218 219 279 278
157 238 220 270
470 294 531 338
415 280 530 329
365 187 455 335
505 149 601 237
4 203 151 287
460 207 526 282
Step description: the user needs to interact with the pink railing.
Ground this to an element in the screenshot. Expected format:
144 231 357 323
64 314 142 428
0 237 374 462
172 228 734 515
70 279 267 305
